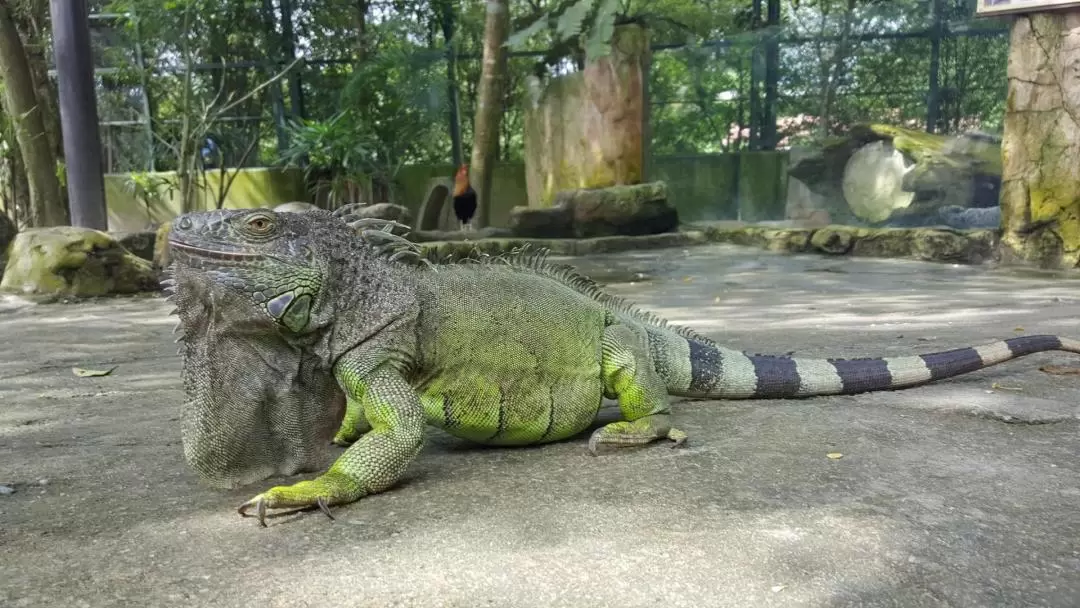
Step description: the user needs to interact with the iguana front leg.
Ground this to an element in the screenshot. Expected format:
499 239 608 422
238 354 424 526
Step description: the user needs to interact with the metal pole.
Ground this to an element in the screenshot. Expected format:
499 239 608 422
262 0 290 155
132 15 156 172
748 0 764 151
762 0 780 150
49 0 108 229
279 0 305 121
926 0 943 133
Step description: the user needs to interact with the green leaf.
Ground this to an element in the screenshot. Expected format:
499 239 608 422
505 15 550 50
584 0 619 60
555 0 596 41
72 366 117 377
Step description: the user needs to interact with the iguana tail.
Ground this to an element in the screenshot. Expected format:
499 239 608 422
654 333 1080 399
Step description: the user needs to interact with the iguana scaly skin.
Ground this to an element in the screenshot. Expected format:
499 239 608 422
166 208 1080 526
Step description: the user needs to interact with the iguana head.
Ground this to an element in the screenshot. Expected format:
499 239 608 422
168 208 330 334
166 207 421 488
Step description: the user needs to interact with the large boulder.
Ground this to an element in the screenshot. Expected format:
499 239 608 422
273 201 321 214
0 212 16 252
559 182 677 238
0 212 17 278
508 206 574 238
353 202 413 225
509 181 677 239
154 221 173 269
788 124 1002 227
1 226 158 297
112 231 157 262
523 24 649 207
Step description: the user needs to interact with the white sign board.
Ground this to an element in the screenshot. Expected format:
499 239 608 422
977 0 1080 16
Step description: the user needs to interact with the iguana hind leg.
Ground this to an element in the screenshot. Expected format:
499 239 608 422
589 324 687 456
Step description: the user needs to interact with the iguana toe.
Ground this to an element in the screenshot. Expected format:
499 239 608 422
236 471 361 526
237 496 269 527
331 432 357 447
587 418 687 456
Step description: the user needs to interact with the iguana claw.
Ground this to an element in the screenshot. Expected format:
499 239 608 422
316 497 335 521
237 497 268 527
236 472 359 526
236 495 336 527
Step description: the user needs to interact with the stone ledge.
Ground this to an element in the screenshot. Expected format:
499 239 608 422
418 222 1001 266
420 231 711 262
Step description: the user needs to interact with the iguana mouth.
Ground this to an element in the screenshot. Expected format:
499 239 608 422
169 239 265 262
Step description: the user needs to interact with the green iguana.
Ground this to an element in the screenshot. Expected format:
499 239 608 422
165 207 1080 526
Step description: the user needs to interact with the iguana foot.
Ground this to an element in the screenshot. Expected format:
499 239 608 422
332 430 360 447
237 470 362 527
332 406 373 446
587 415 687 456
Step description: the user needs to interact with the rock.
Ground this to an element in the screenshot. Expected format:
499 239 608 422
154 221 173 269
353 203 413 225
558 182 678 239
523 24 648 207
0 211 16 253
851 227 997 264
938 205 1001 230
274 201 321 214
112 231 156 262
810 225 870 254
841 140 915 223
411 227 514 243
0 211 16 283
0 226 158 297
788 124 1002 226
508 206 574 238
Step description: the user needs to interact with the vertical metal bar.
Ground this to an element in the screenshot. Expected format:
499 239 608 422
279 0 305 121
762 0 780 150
49 0 108 229
926 0 943 133
262 0 289 154
438 0 463 166
748 0 763 151
132 14 155 171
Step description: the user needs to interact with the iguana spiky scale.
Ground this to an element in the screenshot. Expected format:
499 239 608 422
165 208 1080 526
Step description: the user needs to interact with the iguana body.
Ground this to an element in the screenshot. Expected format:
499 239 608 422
166 208 1080 525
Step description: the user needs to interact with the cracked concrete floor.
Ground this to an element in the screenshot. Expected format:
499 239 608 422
1 244 1079 608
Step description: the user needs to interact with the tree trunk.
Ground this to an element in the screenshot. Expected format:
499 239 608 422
0 0 65 226
469 0 510 228
354 0 369 63
999 12 1080 268
12 1 64 179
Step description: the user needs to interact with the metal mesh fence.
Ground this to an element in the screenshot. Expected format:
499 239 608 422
82 5 1009 172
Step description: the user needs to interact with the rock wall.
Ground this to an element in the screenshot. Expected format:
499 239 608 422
999 12 1080 268
523 24 648 208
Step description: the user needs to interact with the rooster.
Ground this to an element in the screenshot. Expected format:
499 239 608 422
451 164 478 231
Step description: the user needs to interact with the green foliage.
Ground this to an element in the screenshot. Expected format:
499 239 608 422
506 0 624 61
88 0 1008 170
124 171 175 223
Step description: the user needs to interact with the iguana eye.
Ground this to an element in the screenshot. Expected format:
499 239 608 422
246 214 274 234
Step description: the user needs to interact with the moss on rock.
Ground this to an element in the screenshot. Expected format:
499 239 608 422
0 226 159 297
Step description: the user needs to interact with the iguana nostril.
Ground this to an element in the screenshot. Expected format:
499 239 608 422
178 217 193 230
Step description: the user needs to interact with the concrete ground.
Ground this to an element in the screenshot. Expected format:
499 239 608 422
2 244 1079 608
